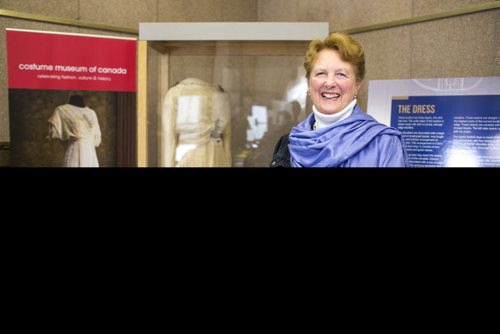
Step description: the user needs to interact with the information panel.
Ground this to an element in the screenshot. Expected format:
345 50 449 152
368 77 500 167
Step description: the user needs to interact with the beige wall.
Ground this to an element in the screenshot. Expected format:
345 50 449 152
1 0 498 166
257 0 500 112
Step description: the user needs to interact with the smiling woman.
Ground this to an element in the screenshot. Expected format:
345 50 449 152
270 32 409 168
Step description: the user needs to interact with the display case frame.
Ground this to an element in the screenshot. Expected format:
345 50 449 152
137 22 328 167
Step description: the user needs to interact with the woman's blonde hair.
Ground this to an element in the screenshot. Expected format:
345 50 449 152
304 32 365 82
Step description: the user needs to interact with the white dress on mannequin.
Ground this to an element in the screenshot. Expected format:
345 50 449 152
160 77 231 167
48 104 102 167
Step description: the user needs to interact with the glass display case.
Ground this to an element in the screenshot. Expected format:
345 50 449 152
137 22 329 167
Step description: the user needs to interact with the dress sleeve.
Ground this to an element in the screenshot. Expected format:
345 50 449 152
47 108 63 140
92 110 102 147
160 90 178 167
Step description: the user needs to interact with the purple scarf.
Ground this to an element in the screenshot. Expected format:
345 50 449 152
289 105 406 167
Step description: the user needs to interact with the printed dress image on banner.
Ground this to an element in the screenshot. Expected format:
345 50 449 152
367 77 500 167
6 29 137 167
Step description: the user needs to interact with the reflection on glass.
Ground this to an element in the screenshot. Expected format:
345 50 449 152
445 148 479 167
283 66 308 113
240 67 308 167
247 105 268 145
156 51 311 167
177 95 203 124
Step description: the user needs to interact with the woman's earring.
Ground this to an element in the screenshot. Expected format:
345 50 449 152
307 91 311 96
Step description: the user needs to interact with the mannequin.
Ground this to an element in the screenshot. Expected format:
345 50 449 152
48 95 101 167
160 78 231 167
68 94 85 108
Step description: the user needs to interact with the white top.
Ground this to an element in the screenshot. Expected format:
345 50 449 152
160 78 231 167
313 99 357 130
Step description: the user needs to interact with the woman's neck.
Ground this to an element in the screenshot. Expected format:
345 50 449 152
313 99 357 130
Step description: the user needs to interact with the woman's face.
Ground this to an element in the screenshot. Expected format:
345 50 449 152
308 49 360 115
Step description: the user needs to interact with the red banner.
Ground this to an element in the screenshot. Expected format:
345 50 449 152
6 29 136 92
